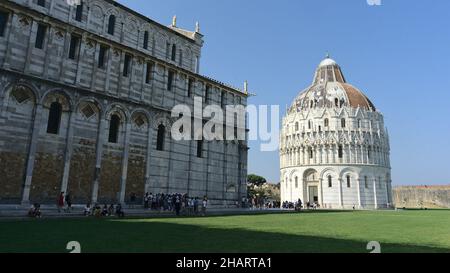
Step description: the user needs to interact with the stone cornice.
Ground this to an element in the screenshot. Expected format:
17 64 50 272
1 0 247 97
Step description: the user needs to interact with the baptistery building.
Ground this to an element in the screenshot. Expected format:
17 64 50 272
0 0 248 206
280 56 392 209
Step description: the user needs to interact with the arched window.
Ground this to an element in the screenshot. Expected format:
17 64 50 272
368 146 371 159
47 102 62 135
309 148 313 159
364 176 368 188
75 1 83 22
310 100 314 108
156 124 165 151
143 31 149 49
295 122 299 131
347 175 351 188
108 114 120 143
334 98 339 107
171 44 177 61
107 15 116 35
328 176 332 188
295 177 298 188
341 118 346 128
338 145 343 159
324 118 329 127
308 120 312 130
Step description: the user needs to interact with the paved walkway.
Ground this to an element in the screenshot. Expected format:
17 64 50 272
0 205 288 220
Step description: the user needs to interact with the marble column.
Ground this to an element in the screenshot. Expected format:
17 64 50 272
356 178 362 208
119 122 132 204
144 126 154 194
21 104 44 205
60 110 75 195
91 118 107 204
373 178 378 209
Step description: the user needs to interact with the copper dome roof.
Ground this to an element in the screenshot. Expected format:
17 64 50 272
291 57 376 112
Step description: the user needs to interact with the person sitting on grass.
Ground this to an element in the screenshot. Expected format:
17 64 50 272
93 204 102 218
84 203 91 216
28 203 41 218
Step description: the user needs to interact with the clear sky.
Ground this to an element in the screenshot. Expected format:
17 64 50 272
118 0 450 186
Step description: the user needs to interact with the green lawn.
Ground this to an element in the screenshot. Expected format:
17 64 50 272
1 210 449 253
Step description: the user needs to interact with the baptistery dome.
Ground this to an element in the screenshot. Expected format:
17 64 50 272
280 56 392 210
290 56 375 113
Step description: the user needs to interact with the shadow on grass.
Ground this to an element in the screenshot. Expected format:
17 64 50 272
119 209 357 220
0 218 448 253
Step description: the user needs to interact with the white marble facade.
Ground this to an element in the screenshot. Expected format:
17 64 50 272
280 57 392 209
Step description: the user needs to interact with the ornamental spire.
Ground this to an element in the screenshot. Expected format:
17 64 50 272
172 15 177 27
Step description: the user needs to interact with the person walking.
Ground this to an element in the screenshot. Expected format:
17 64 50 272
201 197 208 216
57 192 65 213
174 195 181 216
65 192 72 212
144 193 149 209
194 197 199 215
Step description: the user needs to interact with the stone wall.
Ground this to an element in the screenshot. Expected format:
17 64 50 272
0 0 248 206
393 186 450 208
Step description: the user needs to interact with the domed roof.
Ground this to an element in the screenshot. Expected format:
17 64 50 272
318 56 337 67
290 56 376 112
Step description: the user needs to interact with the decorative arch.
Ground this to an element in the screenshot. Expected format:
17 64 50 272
76 97 103 121
104 8 120 35
2 82 39 111
105 103 129 122
8 85 37 106
41 89 73 111
289 169 302 181
130 109 151 130
152 112 172 132
89 3 105 20
319 167 338 181
303 168 319 182
339 167 359 181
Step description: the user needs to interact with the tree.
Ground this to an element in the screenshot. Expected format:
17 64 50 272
247 174 267 187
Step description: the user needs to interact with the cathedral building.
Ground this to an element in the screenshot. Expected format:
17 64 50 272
0 0 248 206
280 56 392 209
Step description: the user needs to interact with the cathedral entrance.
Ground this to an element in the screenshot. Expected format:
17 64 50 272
303 169 320 205
308 186 319 204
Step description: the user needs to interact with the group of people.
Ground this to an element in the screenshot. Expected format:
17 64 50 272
57 191 72 213
27 191 212 218
83 203 125 218
242 196 280 210
143 193 208 216
282 199 320 211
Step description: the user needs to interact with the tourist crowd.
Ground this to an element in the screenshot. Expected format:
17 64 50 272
282 199 320 210
143 193 208 216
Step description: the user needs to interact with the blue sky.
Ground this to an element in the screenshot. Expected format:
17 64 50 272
118 0 450 186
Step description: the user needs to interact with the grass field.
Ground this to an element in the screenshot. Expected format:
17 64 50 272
1 210 449 253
